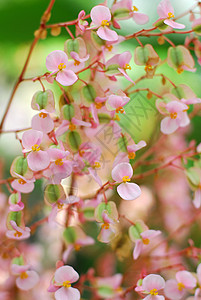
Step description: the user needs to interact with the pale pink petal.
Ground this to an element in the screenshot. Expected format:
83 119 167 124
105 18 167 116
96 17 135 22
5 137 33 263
66 60 85 73
54 266 79 285
112 162 133 182
16 270 39 291
118 68 134 83
118 51 132 67
178 112 190 127
97 26 118 42
164 279 185 300
31 113 54 133
72 118 91 127
56 70 78 86
98 225 116 243
70 52 89 63
55 286 80 300
112 152 129 168
117 182 141 200
144 295 164 300
88 168 102 186
197 264 201 285
90 104 99 125
107 95 124 110
55 120 70 137
11 180 35 194
133 239 143 260
27 151 50 171
176 271 196 289
9 201 24 211
63 245 74 262
46 50 68 72
133 12 149 25
90 6 111 26
142 274 165 292
48 148 69 161
11 264 30 275
164 19 185 29
127 140 146 152
157 0 174 18
141 230 161 240
160 117 179 134
22 130 43 150
166 101 188 113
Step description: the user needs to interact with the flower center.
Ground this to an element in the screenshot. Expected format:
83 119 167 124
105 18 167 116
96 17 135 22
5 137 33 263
101 19 109 26
39 112 47 118
101 223 110 229
20 271 28 279
122 176 130 183
177 66 184 74
18 178 26 185
142 238 150 245
32 144 40 152
145 64 153 71
132 5 138 12
74 244 81 251
168 12 174 19
93 162 101 168
114 114 120 121
58 63 66 71
14 231 22 237
177 282 185 291
170 112 177 119
116 107 124 114
55 158 63 166
124 64 131 70
63 280 71 288
150 288 158 295
57 202 64 209
74 60 80 66
69 123 76 131
95 102 103 109
106 45 113 51
79 149 85 156
128 152 136 159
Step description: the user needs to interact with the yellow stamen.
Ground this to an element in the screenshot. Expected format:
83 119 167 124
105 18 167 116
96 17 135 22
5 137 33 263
106 45 113 51
116 287 123 293
183 105 190 112
144 64 153 71
74 244 81 251
18 178 26 185
122 175 130 183
116 107 124 114
79 149 85 156
74 60 80 66
69 123 76 131
142 238 150 245
177 282 185 291
101 19 110 26
95 102 103 109
14 231 22 237
55 158 63 166
20 272 28 279
32 144 40 152
58 63 66 71
128 152 136 159
114 114 120 121
57 202 64 209
170 112 177 119
132 5 138 12
101 223 110 229
150 288 158 296
168 12 174 19
39 112 47 118
124 64 131 70
177 66 184 74
93 162 101 168
63 280 71 288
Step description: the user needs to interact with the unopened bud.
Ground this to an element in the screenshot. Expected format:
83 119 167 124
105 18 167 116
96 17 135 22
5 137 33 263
158 36 165 45
51 26 61 36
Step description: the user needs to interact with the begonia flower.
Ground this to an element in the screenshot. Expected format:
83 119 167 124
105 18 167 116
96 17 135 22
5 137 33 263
11 264 39 291
141 274 166 300
46 50 78 86
112 162 141 200
90 5 118 41
31 110 54 133
6 220 31 240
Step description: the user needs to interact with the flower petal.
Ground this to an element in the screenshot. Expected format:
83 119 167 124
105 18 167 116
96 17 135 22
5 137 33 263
90 5 111 26
16 270 39 291
133 12 149 25
160 117 179 134
112 162 133 182
27 151 50 171
142 274 165 292
46 50 68 72
117 182 141 200
31 113 54 133
164 19 185 29
56 70 78 86
97 26 118 42
54 266 79 285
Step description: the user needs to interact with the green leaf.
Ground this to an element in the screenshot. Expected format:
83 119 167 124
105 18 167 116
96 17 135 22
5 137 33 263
68 131 81 151
82 84 96 104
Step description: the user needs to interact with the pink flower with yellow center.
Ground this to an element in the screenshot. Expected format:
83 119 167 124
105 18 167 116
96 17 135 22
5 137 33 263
11 264 39 291
141 274 166 300
6 220 31 240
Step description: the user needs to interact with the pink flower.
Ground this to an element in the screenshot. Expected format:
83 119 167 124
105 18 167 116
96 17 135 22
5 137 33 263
22 129 50 171
67 51 90 72
127 140 147 159
6 220 31 240
160 101 190 134
132 230 161 260
112 162 141 200
31 110 54 133
106 94 130 114
56 118 91 137
46 50 78 86
141 274 165 300
106 51 134 83
90 5 118 41
11 264 39 291
98 211 118 243
155 0 185 29
8 192 24 211
50 265 80 300
164 270 197 299
95 274 123 298
11 173 35 194
77 10 88 33
112 0 149 25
